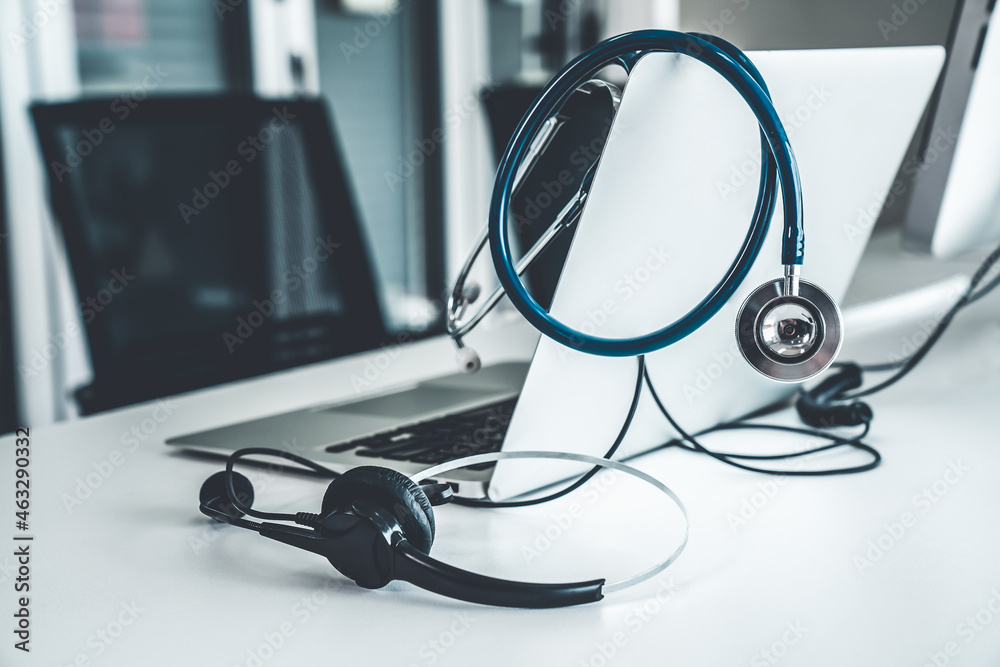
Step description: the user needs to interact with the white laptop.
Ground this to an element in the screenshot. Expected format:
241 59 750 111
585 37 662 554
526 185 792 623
170 45 944 500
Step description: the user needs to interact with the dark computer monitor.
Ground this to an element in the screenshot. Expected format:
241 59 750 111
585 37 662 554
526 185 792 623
484 82 619 310
890 0 1000 255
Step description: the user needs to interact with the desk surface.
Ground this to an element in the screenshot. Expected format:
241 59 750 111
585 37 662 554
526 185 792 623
2 289 1000 667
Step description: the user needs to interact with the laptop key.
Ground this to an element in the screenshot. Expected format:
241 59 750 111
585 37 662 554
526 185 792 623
327 433 398 454
326 441 361 453
374 438 452 460
351 433 420 453
331 396 518 464
408 439 504 464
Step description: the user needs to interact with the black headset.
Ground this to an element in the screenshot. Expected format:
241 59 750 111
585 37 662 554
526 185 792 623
198 448 608 609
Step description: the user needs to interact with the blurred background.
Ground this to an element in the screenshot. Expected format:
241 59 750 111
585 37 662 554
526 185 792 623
0 0 973 431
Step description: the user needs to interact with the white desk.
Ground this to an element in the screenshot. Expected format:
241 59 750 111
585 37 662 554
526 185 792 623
2 289 1000 667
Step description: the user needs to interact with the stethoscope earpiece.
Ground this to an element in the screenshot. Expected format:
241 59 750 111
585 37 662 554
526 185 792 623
736 277 843 382
455 346 482 374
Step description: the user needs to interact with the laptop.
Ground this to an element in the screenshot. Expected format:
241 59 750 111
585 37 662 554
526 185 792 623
167 82 620 496
169 45 944 500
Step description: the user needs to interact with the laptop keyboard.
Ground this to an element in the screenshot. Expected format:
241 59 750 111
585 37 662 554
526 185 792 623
325 397 517 470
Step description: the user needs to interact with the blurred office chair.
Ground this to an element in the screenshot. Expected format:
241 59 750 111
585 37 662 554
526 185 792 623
31 97 387 414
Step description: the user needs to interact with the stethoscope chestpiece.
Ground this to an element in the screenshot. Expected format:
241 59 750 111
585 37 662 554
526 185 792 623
735 278 843 382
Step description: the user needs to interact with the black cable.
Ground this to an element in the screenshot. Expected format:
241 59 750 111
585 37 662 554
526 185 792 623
842 241 1000 398
216 363 644 517
222 325 885 519
451 354 647 508
199 500 263 531
967 266 1000 306
642 367 880 476
225 447 339 522
668 422 869 459
836 240 1000 378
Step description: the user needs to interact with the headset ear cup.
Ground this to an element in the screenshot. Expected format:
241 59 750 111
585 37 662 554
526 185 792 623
199 471 255 518
322 467 435 554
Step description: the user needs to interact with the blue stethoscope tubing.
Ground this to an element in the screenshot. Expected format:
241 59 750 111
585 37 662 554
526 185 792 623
488 30 804 356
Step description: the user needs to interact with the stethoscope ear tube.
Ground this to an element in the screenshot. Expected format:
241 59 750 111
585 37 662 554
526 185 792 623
445 81 621 367
485 30 804 357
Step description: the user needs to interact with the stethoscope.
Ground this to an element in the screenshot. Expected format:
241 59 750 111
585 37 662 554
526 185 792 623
196 33 874 609
447 30 843 383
